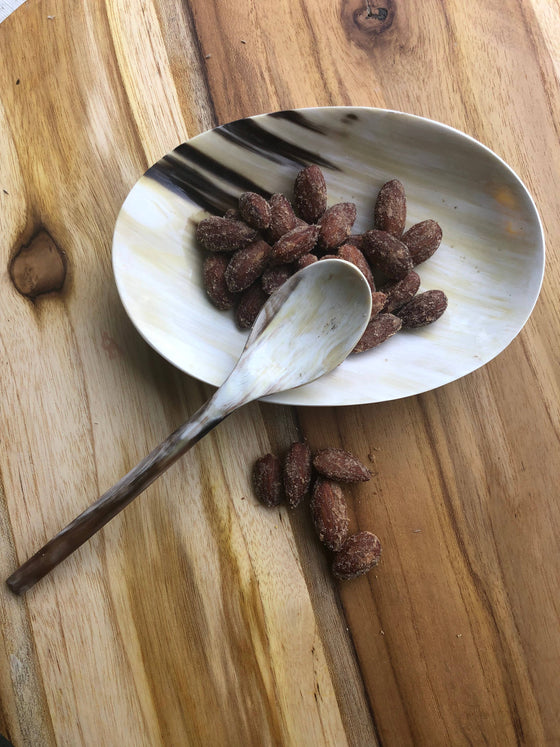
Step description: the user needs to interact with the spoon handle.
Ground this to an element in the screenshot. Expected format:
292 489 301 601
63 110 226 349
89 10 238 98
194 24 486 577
6 398 225 595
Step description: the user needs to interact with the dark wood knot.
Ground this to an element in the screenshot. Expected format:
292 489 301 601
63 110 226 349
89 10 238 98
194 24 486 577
9 230 67 298
353 2 394 35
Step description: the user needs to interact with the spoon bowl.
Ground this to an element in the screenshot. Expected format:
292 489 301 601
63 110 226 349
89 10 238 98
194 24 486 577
6 259 371 594
216 259 372 407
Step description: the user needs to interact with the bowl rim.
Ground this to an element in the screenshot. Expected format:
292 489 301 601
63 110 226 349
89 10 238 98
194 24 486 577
112 105 546 406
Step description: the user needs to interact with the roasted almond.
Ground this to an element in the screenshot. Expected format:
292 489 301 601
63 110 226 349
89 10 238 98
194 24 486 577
253 454 283 507
235 282 268 328
283 442 312 508
313 448 371 483
271 224 319 265
203 254 238 310
261 264 294 295
370 291 389 318
374 179 407 237
225 239 272 293
362 229 413 280
332 531 382 580
402 219 443 265
238 192 272 230
318 202 357 251
353 313 402 353
396 289 448 328
381 270 421 313
295 253 318 270
267 193 299 242
337 244 376 294
196 216 258 253
310 478 350 552
293 165 327 223
346 234 365 251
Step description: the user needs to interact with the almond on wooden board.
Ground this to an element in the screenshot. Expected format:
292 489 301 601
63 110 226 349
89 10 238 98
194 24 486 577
252 454 283 507
196 216 258 252
396 289 448 328
225 239 271 293
318 202 357 251
332 531 382 580
293 164 327 223
353 313 402 353
310 478 350 552
362 229 413 280
402 219 443 265
283 442 312 508
313 448 371 483
238 191 272 230
374 179 407 237
271 224 319 265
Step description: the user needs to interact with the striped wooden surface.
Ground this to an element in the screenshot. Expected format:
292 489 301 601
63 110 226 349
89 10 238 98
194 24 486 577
0 0 559 744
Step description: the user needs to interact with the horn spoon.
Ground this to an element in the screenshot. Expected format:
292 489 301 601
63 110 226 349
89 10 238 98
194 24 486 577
7 259 371 594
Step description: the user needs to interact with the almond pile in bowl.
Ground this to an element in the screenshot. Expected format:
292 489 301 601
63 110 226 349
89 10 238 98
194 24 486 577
196 165 448 352
253 442 381 581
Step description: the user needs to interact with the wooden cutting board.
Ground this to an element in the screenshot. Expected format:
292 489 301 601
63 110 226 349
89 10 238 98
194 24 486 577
1 0 559 745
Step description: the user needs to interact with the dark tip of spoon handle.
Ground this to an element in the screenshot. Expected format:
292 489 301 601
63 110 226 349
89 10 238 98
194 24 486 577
6 470 155 595
7 404 225 595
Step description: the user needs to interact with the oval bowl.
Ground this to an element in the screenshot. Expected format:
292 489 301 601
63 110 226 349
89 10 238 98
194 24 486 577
112 107 544 406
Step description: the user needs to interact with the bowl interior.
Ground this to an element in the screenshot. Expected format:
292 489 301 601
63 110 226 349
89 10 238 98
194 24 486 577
112 107 544 406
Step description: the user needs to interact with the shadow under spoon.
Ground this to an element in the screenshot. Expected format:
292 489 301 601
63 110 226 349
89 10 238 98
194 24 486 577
6 259 372 595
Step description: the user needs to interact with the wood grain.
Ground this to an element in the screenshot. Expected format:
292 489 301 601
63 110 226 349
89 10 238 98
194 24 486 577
0 0 559 744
